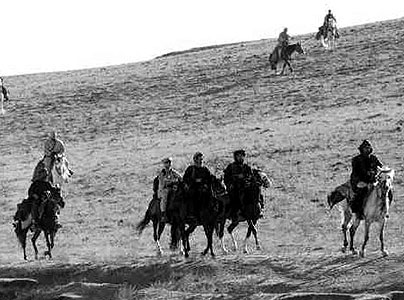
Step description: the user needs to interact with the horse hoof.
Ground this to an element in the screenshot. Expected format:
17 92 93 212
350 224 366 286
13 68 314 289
350 249 358 255
359 250 365 258
382 250 389 257
256 245 262 251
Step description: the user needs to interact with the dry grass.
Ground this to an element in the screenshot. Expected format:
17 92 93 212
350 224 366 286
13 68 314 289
1 17 404 299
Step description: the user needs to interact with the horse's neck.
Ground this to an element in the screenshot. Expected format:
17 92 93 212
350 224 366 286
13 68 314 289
285 45 295 56
364 184 385 214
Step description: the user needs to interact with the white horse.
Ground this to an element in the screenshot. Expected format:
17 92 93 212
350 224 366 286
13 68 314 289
320 19 338 50
51 155 73 191
328 169 395 257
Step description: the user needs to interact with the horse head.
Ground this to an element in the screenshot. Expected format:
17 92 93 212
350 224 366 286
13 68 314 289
251 169 272 189
211 175 226 196
377 169 395 218
167 181 186 205
53 155 71 182
295 42 305 55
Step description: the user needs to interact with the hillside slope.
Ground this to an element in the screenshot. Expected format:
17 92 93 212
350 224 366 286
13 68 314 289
1 18 404 299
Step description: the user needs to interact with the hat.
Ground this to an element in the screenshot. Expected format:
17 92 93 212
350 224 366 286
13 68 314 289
193 152 203 161
233 149 246 157
358 140 373 151
162 157 172 163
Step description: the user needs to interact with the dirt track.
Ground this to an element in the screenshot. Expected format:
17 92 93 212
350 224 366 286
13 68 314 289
1 18 404 299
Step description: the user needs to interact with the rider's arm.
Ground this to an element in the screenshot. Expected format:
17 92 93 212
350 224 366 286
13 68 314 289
351 156 364 183
183 166 192 187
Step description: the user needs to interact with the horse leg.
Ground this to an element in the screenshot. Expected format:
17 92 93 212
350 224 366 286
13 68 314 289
359 220 371 258
170 224 179 251
202 224 215 257
185 224 197 253
349 217 360 255
251 220 261 251
341 207 351 253
44 232 53 259
227 220 239 251
179 224 189 258
379 219 389 257
153 220 163 256
284 60 293 74
217 220 228 254
31 230 42 260
17 226 29 260
278 62 286 75
243 222 252 254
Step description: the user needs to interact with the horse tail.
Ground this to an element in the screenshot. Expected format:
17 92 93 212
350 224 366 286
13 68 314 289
136 209 152 235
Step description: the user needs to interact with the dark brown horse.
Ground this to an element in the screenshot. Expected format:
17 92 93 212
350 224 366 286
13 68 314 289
164 176 226 257
269 42 305 75
181 176 226 257
13 186 64 260
216 169 271 253
136 178 188 256
139 176 226 258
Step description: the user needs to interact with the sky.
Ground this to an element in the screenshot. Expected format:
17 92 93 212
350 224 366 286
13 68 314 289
1 0 403 76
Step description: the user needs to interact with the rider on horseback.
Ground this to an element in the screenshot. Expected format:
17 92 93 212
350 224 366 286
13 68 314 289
276 28 290 61
323 9 339 38
39 131 73 182
183 152 215 222
350 140 384 219
157 157 182 222
224 149 253 221
28 168 55 229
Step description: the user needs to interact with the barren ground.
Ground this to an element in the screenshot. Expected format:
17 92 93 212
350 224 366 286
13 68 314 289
1 18 404 300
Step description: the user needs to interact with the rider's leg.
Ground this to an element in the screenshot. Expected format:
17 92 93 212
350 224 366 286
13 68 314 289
229 189 241 221
160 189 168 222
352 187 367 218
31 199 40 228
